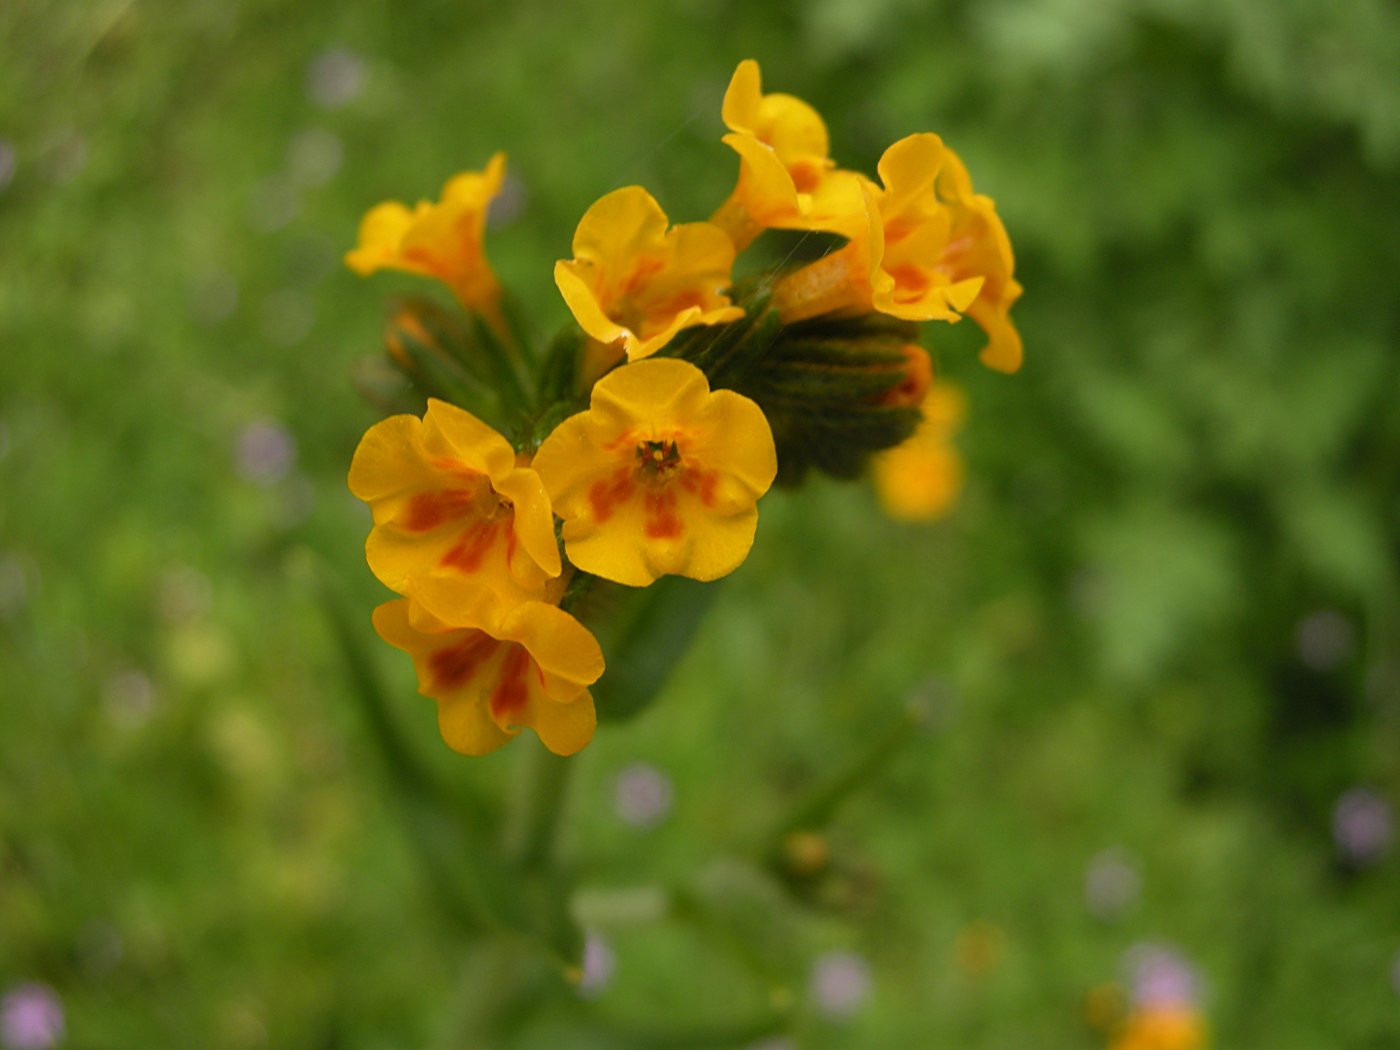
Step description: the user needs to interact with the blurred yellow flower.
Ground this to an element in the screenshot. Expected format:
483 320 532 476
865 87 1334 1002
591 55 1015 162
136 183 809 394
345 153 506 312
1110 1006 1207 1050
373 578 602 756
554 186 743 363
348 398 560 605
710 59 867 251
531 358 777 587
873 380 966 522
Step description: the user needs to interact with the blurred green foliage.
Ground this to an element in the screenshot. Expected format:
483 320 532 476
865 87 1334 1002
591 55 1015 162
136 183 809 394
2 0 1399 1046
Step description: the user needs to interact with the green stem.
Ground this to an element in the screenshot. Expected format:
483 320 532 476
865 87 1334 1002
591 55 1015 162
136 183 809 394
507 739 575 871
771 699 928 841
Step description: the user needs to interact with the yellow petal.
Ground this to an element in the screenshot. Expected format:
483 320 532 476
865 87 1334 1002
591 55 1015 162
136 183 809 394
420 399 518 482
877 133 945 216
570 185 670 275
345 201 420 275
721 59 763 136
555 260 628 347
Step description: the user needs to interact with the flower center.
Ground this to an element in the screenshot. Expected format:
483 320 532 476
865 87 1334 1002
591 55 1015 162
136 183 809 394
635 439 682 484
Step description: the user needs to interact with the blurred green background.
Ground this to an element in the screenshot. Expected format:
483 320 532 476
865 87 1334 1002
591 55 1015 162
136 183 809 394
3 0 1399 1046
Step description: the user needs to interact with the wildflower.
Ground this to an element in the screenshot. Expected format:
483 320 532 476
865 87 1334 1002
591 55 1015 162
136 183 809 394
372 577 602 756
1126 944 1199 1010
554 186 743 364
935 146 1024 372
1083 848 1142 921
1109 945 1208 1050
1109 1007 1207 1050
576 932 617 999
1332 787 1392 867
613 761 674 828
709 59 867 251
348 398 560 604
0 983 64 1050
532 358 776 587
872 381 965 522
773 134 984 326
1296 609 1355 670
808 950 872 1019
345 154 506 313
771 134 1023 373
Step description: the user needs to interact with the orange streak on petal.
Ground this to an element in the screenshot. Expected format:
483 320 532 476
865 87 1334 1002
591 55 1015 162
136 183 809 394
405 488 478 532
490 647 531 720
429 634 496 691
440 521 500 573
679 465 719 508
643 487 685 539
588 467 636 525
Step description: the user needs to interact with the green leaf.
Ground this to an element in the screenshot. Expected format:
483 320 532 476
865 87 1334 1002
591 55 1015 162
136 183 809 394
574 575 722 722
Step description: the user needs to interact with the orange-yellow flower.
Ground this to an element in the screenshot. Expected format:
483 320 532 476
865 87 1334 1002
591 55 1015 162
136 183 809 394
373 578 602 756
1109 1006 1207 1050
773 134 984 327
345 154 506 312
554 186 743 363
878 344 934 409
348 398 560 604
872 380 966 522
936 146 1024 373
531 358 777 587
710 59 867 251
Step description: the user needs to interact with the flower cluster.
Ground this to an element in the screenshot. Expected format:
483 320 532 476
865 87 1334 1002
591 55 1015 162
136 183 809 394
345 60 1021 756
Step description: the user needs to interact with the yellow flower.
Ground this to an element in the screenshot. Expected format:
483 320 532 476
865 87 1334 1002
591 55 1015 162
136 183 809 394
872 381 966 522
348 398 561 604
774 134 985 326
710 59 868 251
554 186 743 363
345 154 506 312
936 146 1024 373
373 578 602 756
531 358 777 587
1109 1007 1207 1050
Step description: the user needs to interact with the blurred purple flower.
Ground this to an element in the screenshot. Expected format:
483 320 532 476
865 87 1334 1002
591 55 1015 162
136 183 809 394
0 554 34 621
157 565 212 625
287 128 343 188
248 177 300 233
103 668 156 728
809 950 871 1019
235 420 297 486
1296 609 1355 671
1 983 64 1050
307 48 366 109
613 762 674 828
0 140 15 192
487 172 528 229
1084 847 1140 921
1124 944 1199 1009
576 931 615 999
1333 787 1392 866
